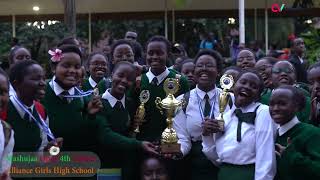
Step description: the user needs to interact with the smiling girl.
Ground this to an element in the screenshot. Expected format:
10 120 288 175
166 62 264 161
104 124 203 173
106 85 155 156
236 49 256 70
95 61 157 179
8 60 61 152
261 61 311 123
82 53 109 91
134 35 189 142
174 49 225 180
269 85 320 180
42 45 101 152
202 69 276 180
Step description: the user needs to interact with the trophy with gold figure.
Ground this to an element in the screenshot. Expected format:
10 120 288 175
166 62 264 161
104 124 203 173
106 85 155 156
132 90 150 136
155 78 185 154
216 74 234 132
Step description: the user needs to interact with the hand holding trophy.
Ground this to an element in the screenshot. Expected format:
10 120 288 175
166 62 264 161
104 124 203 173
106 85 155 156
155 78 185 158
216 74 234 132
87 88 103 115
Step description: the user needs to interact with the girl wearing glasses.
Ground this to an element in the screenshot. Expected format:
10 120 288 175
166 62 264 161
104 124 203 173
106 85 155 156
262 61 311 123
82 53 109 91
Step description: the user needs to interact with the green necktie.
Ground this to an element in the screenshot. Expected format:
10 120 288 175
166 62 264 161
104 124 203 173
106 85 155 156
234 108 258 142
204 94 211 118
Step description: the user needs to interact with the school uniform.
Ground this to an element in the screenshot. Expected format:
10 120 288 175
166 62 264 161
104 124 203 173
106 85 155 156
0 119 14 174
275 117 320 180
7 97 48 152
202 102 276 180
260 87 311 124
41 77 97 152
136 68 189 142
96 78 112 95
82 76 106 92
174 87 233 180
95 90 141 180
260 88 272 105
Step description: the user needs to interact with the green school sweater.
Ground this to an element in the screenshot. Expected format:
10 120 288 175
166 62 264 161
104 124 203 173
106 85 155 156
7 101 42 152
7 102 92 180
41 83 97 151
276 123 320 180
260 87 311 123
96 78 112 95
81 78 94 91
135 69 190 142
96 97 140 168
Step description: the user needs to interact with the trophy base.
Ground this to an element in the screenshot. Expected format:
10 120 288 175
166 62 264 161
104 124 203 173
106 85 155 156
160 143 181 154
217 120 225 132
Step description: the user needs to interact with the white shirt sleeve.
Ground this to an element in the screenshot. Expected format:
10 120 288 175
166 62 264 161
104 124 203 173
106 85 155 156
173 107 191 156
1 130 14 173
202 134 219 165
254 107 276 180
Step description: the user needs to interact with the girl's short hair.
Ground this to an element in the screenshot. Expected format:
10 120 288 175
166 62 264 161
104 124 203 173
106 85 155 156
110 39 135 58
276 85 306 111
57 37 79 47
194 49 224 73
258 57 278 65
178 58 193 72
86 52 107 67
9 60 38 84
308 61 320 72
140 154 168 178
146 35 171 54
112 61 136 74
8 46 30 65
236 68 265 95
272 60 296 77
50 45 82 66
238 48 256 58
222 66 243 81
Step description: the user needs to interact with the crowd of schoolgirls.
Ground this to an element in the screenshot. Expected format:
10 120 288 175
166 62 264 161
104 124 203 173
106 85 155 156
0 35 319 180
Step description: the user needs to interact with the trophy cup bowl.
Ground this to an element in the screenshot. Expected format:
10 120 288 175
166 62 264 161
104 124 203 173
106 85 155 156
155 78 184 154
216 74 234 132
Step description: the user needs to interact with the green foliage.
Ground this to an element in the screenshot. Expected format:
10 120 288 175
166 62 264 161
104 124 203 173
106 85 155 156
16 22 69 64
301 28 320 64
0 23 12 61
91 19 164 45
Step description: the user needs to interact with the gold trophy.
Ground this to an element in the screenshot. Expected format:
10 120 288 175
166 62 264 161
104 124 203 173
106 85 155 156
216 74 234 132
133 90 150 134
155 78 185 154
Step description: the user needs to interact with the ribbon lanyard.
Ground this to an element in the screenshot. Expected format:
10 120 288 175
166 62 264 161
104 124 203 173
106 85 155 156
12 95 55 140
50 80 93 98
196 91 215 122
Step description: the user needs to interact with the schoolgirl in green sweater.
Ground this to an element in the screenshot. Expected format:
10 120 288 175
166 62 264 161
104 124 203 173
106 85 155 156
269 85 320 180
95 61 157 179
42 45 101 152
82 53 109 91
